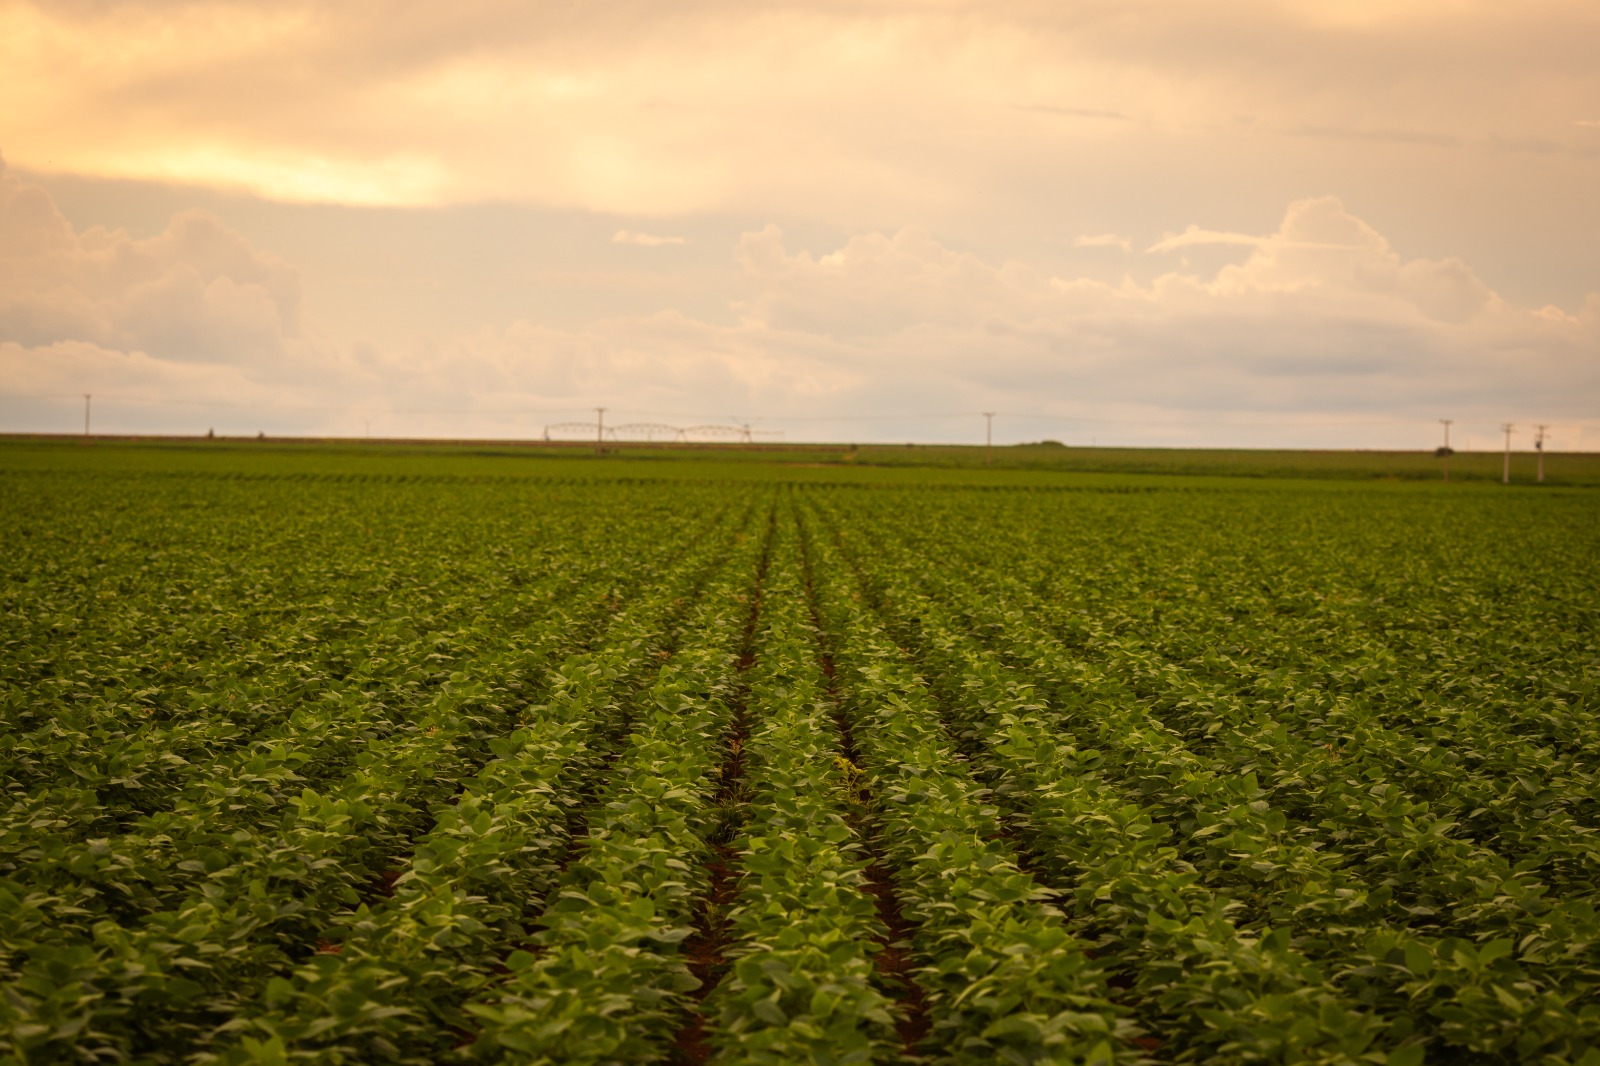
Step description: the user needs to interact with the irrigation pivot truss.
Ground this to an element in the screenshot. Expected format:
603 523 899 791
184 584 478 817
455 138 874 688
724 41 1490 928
608 423 685 441
542 420 783 443
682 424 782 443
542 422 604 442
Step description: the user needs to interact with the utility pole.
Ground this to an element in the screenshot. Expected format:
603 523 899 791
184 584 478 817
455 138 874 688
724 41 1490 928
1438 419 1453 482
84 394 91 437
595 407 606 454
1501 423 1514 484
1535 424 1548 483
983 412 995 466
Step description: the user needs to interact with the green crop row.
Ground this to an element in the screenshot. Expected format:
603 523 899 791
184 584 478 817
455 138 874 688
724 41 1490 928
194 501 754 1064
699 520 900 1064
799 508 1140 1065
0 480 737 1062
813 489 1600 1063
460 508 769 1063
3 451 1597 1066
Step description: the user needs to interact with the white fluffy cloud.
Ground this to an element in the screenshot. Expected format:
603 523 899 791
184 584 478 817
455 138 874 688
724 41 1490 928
717 198 1598 425
0 156 301 364
1 166 1594 446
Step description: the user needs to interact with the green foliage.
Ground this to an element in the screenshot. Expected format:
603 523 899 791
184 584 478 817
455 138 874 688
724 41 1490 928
700 539 900 1064
2 442 1597 1064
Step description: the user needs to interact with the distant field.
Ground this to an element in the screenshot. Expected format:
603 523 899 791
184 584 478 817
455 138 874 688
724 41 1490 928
6 433 1600 486
3 440 1598 1064
855 441 1600 485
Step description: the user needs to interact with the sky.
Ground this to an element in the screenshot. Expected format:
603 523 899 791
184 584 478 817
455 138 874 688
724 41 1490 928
2 0 1597 448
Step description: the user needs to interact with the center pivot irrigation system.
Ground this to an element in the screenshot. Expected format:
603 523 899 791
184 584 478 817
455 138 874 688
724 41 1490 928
543 413 781 444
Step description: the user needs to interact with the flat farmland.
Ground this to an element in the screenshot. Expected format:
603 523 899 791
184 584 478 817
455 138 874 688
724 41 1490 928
2 441 1597 1065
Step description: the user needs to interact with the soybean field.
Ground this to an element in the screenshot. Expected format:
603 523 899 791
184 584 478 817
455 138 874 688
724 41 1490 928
3 441 1599 1065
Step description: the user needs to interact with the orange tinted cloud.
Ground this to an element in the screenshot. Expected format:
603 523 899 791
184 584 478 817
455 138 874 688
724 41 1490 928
3 1 1597 445
4 0 1596 215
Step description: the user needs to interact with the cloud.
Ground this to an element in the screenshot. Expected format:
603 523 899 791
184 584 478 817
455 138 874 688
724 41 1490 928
0 158 375 431
612 229 687 246
2 170 1594 445
0 155 302 365
5 0 1599 224
1074 233 1133 254
1146 226 1265 253
718 198 1596 425
1203 197 1503 325
418 198 1594 433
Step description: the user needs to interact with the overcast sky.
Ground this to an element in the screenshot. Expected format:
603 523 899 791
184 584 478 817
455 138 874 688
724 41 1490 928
2 0 1597 448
